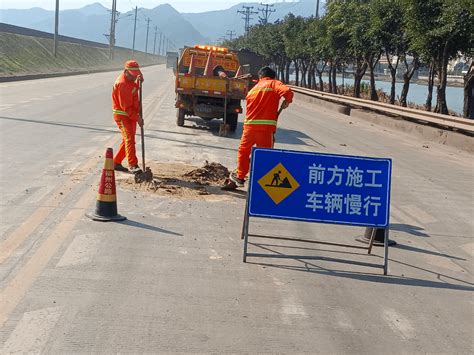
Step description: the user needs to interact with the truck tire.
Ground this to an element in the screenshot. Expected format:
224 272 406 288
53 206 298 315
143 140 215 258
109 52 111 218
176 108 185 126
227 113 238 132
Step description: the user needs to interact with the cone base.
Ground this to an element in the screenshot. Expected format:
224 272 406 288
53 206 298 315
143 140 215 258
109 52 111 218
86 212 126 222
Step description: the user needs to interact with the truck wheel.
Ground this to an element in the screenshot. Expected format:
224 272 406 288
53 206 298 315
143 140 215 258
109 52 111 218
227 113 238 132
176 108 185 126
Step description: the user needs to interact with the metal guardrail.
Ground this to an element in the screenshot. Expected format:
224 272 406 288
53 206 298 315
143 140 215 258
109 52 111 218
290 85 474 136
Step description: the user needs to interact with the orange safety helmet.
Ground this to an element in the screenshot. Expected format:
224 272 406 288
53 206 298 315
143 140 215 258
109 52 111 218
124 60 142 78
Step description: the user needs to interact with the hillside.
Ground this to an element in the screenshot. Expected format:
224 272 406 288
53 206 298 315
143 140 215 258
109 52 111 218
0 31 161 77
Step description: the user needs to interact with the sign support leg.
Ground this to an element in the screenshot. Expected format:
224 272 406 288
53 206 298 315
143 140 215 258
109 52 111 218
383 228 389 275
367 227 376 255
242 211 250 262
242 193 250 262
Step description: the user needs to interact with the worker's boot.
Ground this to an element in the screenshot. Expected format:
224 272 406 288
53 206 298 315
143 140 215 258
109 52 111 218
229 170 245 187
129 165 143 174
221 178 238 191
114 163 129 172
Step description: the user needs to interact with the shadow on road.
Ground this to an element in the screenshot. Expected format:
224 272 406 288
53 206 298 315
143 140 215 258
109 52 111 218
390 223 430 237
179 117 325 147
119 219 182 236
0 116 116 134
395 243 466 261
246 242 474 292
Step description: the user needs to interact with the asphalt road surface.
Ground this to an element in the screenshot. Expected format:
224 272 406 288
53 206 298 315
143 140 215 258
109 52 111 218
0 64 473 353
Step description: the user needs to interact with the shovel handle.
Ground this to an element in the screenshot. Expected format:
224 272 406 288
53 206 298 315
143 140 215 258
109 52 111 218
138 80 145 171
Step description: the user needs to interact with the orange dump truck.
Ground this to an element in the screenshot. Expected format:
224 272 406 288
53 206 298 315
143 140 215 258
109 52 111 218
175 45 249 132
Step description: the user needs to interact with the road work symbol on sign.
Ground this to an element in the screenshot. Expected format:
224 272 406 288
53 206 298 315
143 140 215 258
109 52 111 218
258 163 300 204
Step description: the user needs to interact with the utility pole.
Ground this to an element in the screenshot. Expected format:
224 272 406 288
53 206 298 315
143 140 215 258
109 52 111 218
316 0 320 18
132 6 137 55
226 30 236 41
258 3 275 25
108 0 117 60
237 6 258 37
53 0 59 57
153 26 158 55
144 17 151 54
158 32 163 56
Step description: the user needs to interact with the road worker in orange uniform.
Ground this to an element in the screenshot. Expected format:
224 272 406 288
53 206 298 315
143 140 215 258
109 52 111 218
225 66 293 189
112 60 144 174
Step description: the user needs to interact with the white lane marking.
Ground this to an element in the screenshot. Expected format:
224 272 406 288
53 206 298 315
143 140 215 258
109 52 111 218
390 205 420 227
334 308 354 331
273 276 308 325
459 242 474 257
72 146 98 157
209 249 222 260
91 135 111 142
280 294 308 325
56 233 100 267
402 204 437 224
1 307 62 353
422 253 465 273
382 308 415 340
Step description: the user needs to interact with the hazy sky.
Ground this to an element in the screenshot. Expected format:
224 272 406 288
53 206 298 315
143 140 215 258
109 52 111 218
0 0 285 13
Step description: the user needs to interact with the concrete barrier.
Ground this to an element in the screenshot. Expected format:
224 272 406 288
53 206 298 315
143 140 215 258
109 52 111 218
294 91 350 116
294 92 474 153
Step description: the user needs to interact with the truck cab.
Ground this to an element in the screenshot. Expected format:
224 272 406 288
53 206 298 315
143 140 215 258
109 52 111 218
174 45 248 132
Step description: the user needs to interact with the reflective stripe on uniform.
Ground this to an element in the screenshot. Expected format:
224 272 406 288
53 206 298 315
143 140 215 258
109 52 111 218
126 67 140 71
113 109 128 116
244 119 277 126
248 87 274 95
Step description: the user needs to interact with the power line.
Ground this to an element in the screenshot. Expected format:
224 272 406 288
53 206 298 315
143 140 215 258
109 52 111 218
144 17 151 54
226 30 236 41
237 5 258 37
258 3 275 25
132 6 138 55
158 32 163 55
108 0 117 59
53 0 59 56
153 25 158 55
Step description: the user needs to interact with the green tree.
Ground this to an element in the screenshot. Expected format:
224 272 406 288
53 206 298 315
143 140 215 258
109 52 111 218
405 0 473 114
370 0 406 104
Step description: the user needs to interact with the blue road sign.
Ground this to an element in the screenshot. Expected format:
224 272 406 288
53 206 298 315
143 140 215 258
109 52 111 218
248 148 392 228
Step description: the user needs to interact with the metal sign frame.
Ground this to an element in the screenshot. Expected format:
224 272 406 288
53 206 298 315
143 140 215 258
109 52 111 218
241 148 392 275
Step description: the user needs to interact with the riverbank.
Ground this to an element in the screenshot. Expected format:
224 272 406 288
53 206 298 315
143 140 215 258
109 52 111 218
295 75 464 115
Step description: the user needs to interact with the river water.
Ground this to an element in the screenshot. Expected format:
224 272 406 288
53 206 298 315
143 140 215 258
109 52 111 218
295 76 464 114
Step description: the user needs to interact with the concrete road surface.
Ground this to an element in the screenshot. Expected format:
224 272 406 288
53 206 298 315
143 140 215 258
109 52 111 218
1 65 473 354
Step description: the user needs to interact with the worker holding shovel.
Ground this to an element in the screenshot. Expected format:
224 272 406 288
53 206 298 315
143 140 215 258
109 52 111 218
112 60 144 174
223 66 293 190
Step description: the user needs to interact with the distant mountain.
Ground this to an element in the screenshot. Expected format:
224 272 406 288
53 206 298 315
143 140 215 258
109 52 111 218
0 1 322 51
0 2 206 51
114 4 206 52
0 7 52 28
182 0 324 42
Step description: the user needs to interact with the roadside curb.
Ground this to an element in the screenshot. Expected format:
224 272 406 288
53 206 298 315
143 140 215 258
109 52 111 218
294 91 474 153
0 62 164 83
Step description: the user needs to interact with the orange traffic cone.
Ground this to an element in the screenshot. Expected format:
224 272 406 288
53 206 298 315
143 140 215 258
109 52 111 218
86 148 126 222
203 51 214 76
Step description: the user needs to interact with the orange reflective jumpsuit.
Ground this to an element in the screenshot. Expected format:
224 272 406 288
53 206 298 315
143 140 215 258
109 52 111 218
112 72 140 167
236 77 294 180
